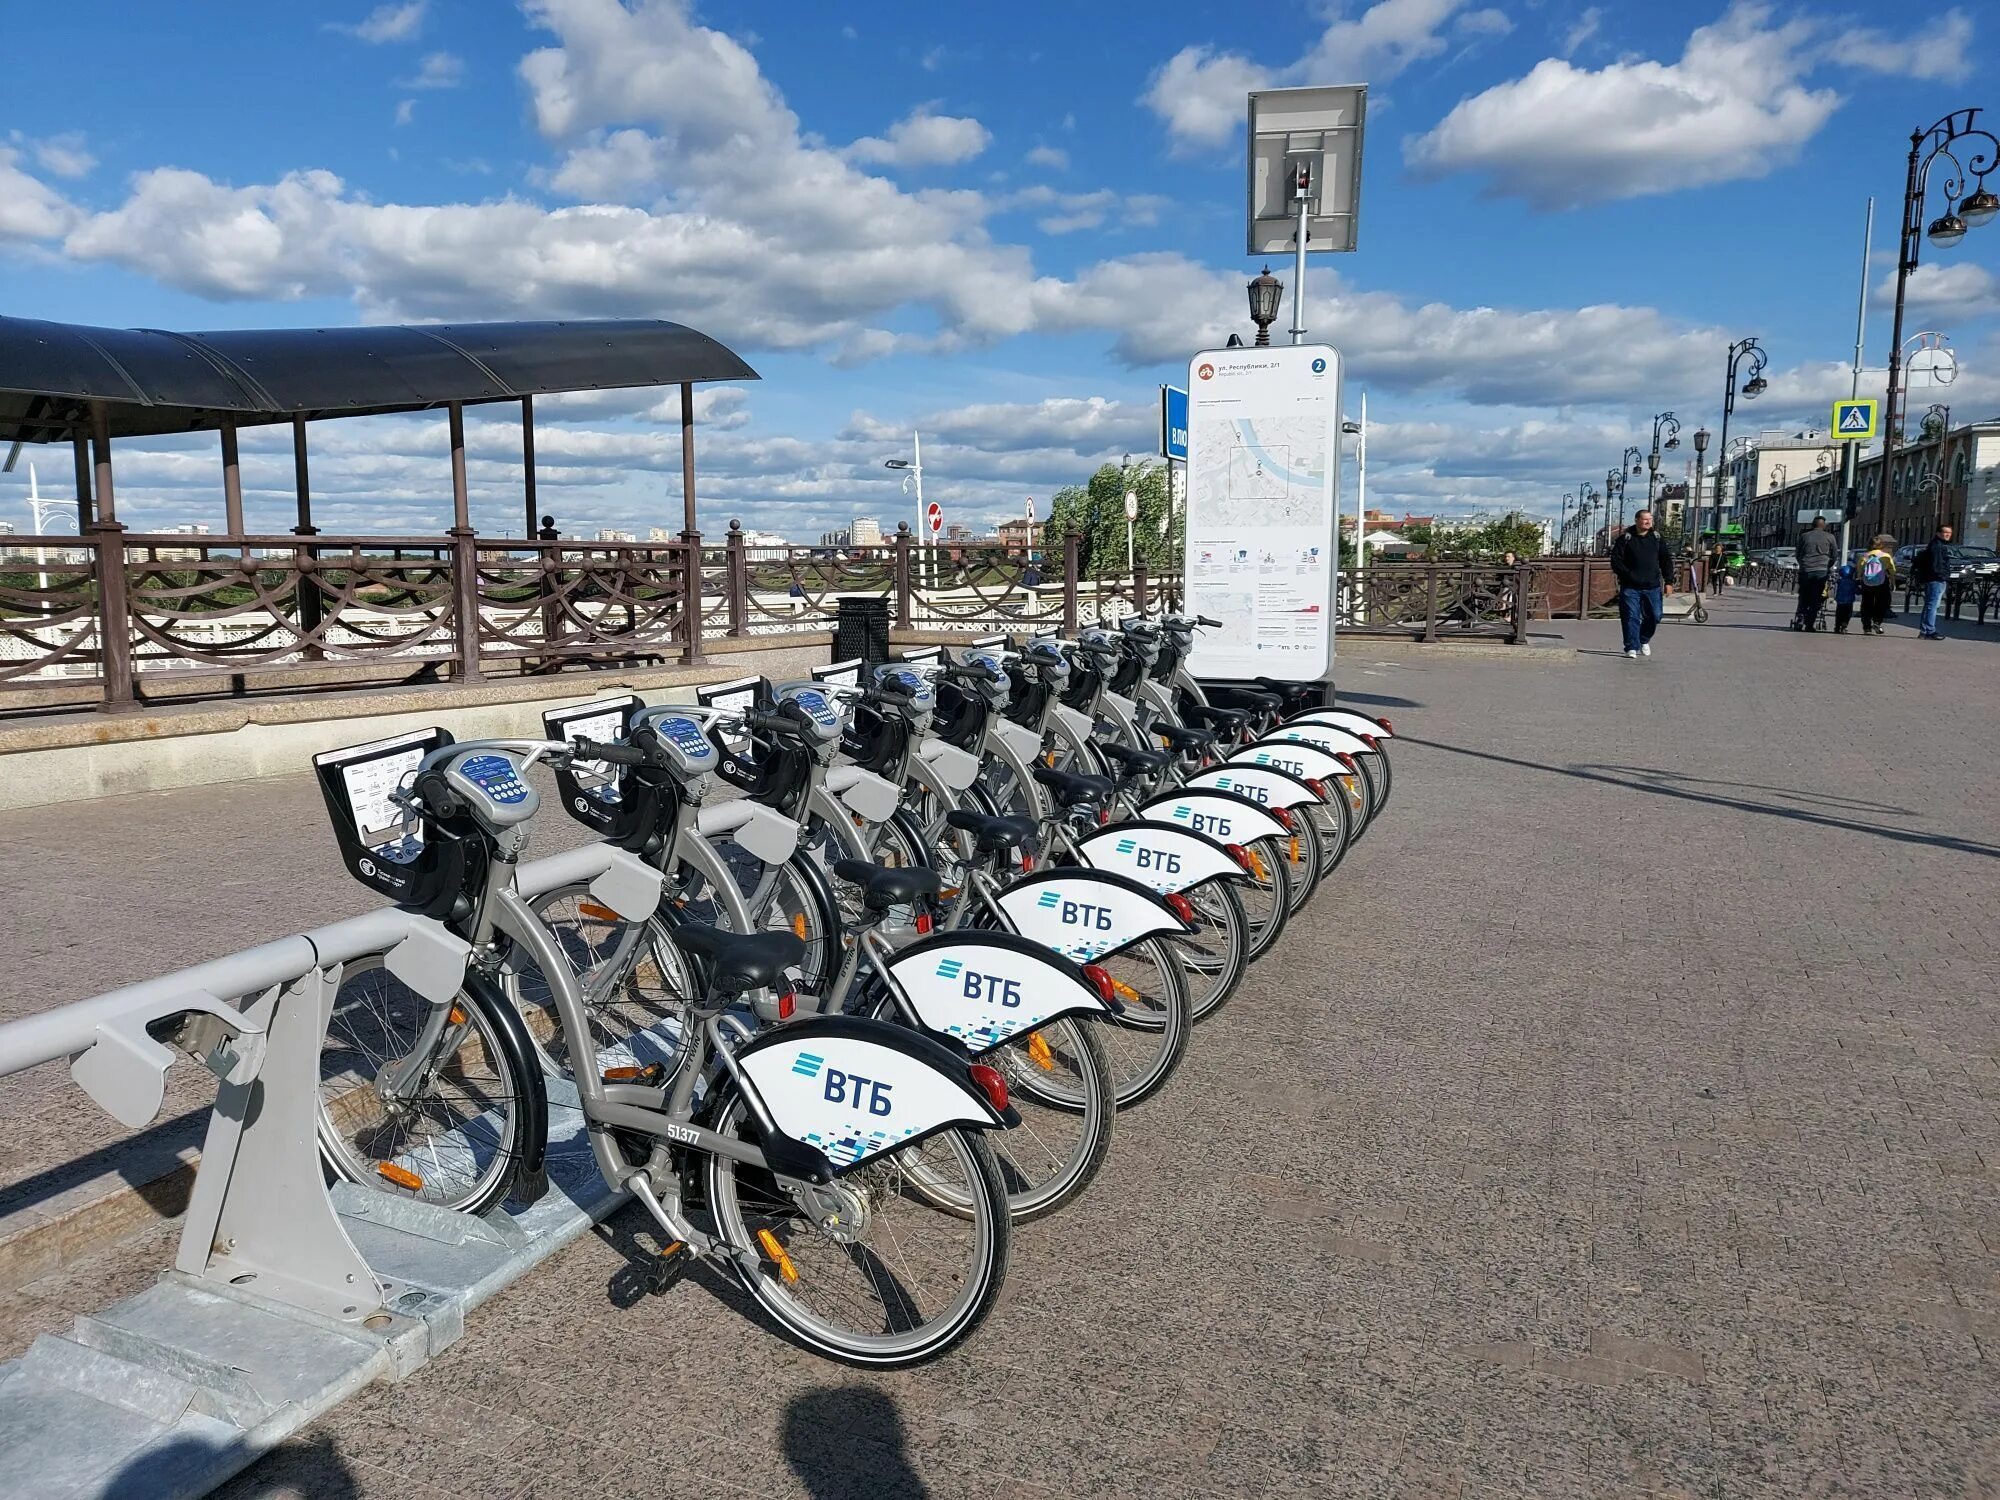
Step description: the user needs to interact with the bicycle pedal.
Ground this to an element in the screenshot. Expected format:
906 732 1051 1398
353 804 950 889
647 1240 694 1294
603 1062 667 1086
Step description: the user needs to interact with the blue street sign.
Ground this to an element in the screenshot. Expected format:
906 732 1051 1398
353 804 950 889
1160 385 1189 462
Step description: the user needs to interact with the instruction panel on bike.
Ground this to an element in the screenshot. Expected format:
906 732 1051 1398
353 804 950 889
1183 343 1342 681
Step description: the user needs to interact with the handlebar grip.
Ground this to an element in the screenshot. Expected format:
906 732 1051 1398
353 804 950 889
1197 615 1222 628
743 708 797 736
571 737 648 767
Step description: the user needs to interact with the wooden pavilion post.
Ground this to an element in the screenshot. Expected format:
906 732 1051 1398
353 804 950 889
87 402 134 710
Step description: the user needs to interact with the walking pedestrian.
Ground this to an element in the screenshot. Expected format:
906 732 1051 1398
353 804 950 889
1707 540 1726 595
1609 507 1674 660
1792 516 1836 630
1913 523 1953 640
1832 559 1858 634
1857 534 1897 635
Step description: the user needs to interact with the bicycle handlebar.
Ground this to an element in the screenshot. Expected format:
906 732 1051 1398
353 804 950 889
569 737 649 767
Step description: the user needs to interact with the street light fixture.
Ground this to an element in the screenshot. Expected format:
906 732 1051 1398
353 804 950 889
1646 411 1681 506
1878 107 1998 534
1247 267 1284 347
1709 337 1768 547
1691 425 1711 547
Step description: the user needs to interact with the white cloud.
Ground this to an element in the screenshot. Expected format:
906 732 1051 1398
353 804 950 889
1873 261 2000 321
1827 10 1973 84
1024 145 1069 172
394 99 416 127
1405 4 1840 209
15 131 96 179
330 1 427 43
1456 8 1512 38
0 145 80 240
402 50 465 89
845 106 992 168
1143 0 1473 151
1561 6 1600 56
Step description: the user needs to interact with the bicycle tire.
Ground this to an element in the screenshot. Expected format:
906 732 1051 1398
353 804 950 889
1239 834 1293 961
1089 934 1193 1109
704 1091 1009 1368
316 955 532 1217
1177 877 1250 1023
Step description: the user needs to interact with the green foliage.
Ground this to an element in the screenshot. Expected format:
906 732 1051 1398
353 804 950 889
1414 513 1545 560
1046 462 1181 577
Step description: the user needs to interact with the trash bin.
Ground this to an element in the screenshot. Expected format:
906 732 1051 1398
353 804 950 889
834 594 891 665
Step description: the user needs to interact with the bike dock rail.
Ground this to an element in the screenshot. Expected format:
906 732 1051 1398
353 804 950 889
0 847 642 1500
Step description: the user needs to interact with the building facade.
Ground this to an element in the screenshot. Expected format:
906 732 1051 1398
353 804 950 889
1738 417 1998 551
849 516 882 546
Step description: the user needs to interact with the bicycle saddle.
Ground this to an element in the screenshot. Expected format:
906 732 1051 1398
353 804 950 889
944 808 1037 854
1153 724 1215 753
830 859 943 910
676 925 806 996
1097 741 1169 776
1181 703 1251 732
1032 765 1115 806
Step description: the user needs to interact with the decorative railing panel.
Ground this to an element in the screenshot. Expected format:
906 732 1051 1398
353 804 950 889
0 552 101 686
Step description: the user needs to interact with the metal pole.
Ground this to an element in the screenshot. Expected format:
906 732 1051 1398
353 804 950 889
1290 188 1308 345
1354 392 1367 609
1841 197 1874 560
679 383 697 537
448 401 470 532
90 401 116 524
912 431 925 592
71 432 93 531
522 395 538 541
291 417 314 535
1877 135 1923 537
220 421 244 537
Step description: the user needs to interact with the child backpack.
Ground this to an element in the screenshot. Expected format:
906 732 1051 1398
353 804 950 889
1859 551 1888 587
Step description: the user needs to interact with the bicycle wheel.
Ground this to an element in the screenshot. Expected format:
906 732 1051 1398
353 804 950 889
898 1017 1113 1224
1276 806 1322 912
704 1091 1009 1367
317 956 529 1216
754 853 841 997
509 883 696 1080
1176 878 1250 1023
1089 935 1193 1108
1239 835 1293 961
1304 783 1351 878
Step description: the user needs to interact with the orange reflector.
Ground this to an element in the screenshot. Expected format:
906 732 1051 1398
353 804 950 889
1026 1031 1055 1070
602 1065 646 1082
1246 847 1270 880
755 1229 799 1284
792 912 809 940
939 887 962 900
447 1005 467 1026
1289 835 1303 865
578 902 620 922
1111 978 1144 1002
376 1162 423 1192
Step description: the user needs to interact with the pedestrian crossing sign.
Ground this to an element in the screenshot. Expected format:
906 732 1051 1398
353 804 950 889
1831 399 1877 441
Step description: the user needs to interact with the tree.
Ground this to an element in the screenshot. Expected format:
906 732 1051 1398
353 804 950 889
1047 461 1180 577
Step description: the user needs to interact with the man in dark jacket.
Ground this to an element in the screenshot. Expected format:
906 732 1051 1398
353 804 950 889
1609 508 1675 659
1794 516 1837 630
1915 524 1953 640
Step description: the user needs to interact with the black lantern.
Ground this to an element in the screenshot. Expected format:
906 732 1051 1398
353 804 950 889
1962 187 2000 227
1247 267 1284 346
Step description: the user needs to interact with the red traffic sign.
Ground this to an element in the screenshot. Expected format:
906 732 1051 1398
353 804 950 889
926 502 943 534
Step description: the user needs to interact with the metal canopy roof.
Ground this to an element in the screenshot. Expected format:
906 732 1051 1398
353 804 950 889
0 316 758 445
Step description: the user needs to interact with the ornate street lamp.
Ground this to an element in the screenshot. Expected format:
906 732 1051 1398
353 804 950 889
1691 425 1711 545
1247 267 1285 347
1878 108 1997 533
1559 492 1573 554
1712 337 1768 543
1646 412 1680 504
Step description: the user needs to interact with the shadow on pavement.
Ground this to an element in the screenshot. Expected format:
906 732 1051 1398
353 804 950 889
783 1386 929 1499
1406 735 2000 862
135 1432 363 1500
1335 690 1424 708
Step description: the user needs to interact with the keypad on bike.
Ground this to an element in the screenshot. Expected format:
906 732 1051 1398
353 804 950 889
459 753 529 804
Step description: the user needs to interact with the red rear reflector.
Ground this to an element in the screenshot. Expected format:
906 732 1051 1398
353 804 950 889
1271 806 1295 831
914 912 934 935
777 990 796 1020
1081 963 1117 1005
1305 777 1328 799
1336 752 1357 772
1359 733 1379 751
1224 842 1255 872
968 1062 1010 1114
1019 853 1036 871
1376 717 1393 734
1096 808 1111 825
1165 891 1195 923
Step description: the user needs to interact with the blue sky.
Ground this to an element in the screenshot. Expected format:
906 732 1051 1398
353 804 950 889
3 0 1996 540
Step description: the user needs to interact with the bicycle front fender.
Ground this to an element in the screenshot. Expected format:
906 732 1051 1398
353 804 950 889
993 868 1191 964
880 929 1114 1049
460 968 551 1205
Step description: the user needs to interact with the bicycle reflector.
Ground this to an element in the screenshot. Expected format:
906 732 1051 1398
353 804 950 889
1165 891 1196 924
914 911 934 935
1375 717 1394 734
968 1062 1010 1114
1081 963 1118 1006
1224 842 1255 872
1096 808 1112 825
1358 733 1379 751
776 989 796 1020
1304 777 1329 799
1335 751 1357 772
1269 805 1296 832
1019 852 1036 871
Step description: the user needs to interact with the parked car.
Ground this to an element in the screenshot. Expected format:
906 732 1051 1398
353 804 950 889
1892 542 2000 581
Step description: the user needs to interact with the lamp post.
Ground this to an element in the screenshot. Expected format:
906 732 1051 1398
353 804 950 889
1712 337 1768 544
1646 412 1681 505
1559 493 1573 555
1247 267 1284 347
1691 425 1711 551
883 435 924 586
1878 108 1997 535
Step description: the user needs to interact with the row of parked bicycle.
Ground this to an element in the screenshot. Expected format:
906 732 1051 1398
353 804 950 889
309 614 1396 1366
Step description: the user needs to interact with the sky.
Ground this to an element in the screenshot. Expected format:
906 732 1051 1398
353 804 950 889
2 0 1997 542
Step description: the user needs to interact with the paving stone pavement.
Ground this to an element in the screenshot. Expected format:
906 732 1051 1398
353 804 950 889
5 583 1998 1497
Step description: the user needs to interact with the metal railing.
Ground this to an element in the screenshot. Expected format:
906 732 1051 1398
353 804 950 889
0 524 1181 712
1337 562 1534 641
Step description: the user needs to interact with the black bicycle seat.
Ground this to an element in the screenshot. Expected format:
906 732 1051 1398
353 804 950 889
1098 741 1170 776
944 808 1037 853
1231 688 1284 712
676 925 806 996
1182 702 1250 732
1153 723 1215 753
1032 764 1115 806
830 859 943 910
